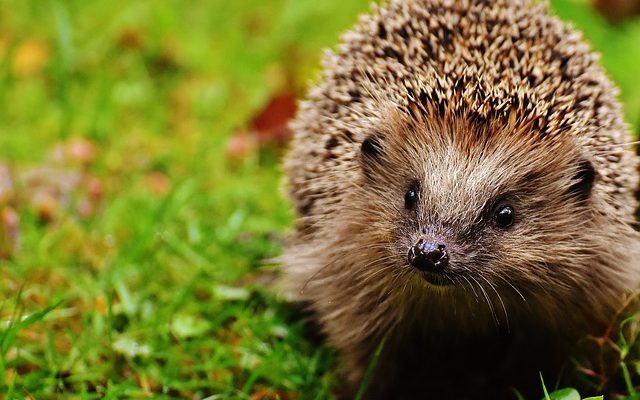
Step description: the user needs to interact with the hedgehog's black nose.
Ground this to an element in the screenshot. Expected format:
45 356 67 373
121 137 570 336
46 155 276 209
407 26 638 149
408 239 449 272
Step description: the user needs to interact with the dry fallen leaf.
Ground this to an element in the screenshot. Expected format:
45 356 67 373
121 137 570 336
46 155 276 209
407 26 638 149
595 0 640 22
250 91 296 146
226 91 297 162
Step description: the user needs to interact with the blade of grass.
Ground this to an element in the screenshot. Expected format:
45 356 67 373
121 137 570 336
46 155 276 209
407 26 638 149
354 335 386 400
0 300 64 353
540 372 552 400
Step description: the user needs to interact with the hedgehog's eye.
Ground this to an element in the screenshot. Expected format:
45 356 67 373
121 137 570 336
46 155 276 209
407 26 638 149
494 205 515 228
404 183 419 210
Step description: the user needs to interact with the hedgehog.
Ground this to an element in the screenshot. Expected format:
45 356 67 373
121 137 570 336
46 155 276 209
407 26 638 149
280 0 640 398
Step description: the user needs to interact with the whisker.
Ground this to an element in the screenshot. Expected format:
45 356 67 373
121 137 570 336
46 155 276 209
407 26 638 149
474 276 498 326
496 274 527 304
460 275 479 300
481 275 509 332
593 140 640 150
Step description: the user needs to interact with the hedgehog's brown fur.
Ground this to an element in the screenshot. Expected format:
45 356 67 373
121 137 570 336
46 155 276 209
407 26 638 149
281 0 640 398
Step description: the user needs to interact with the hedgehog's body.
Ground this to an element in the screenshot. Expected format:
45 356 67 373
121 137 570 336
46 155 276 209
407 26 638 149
282 0 640 398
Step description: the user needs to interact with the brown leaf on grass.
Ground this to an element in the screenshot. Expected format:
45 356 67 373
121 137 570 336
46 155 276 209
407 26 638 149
250 91 296 146
226 92 297 162
11 39 51 78
595 0 640 22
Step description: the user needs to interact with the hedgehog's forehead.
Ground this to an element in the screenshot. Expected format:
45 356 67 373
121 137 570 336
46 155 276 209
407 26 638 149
384 115 578 202
387 112 576 161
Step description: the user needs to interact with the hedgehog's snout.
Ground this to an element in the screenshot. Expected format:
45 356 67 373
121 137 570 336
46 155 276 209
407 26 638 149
408 238 449 272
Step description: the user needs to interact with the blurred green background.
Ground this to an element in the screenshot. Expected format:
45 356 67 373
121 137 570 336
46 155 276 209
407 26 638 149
0 0 639 398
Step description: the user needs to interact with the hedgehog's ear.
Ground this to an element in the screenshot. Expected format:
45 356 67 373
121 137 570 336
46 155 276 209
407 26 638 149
361 134 384 158
360 133 385 176
568 159 596 202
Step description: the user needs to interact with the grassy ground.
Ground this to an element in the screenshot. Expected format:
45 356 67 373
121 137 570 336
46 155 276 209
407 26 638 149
0 0 639 399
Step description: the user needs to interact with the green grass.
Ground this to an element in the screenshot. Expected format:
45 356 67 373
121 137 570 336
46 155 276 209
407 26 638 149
0 0 639 399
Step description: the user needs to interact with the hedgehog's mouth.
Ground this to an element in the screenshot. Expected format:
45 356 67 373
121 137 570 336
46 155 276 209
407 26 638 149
420 271 455 287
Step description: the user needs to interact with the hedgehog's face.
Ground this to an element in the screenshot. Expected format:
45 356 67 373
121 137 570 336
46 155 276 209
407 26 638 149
357 114 598 308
